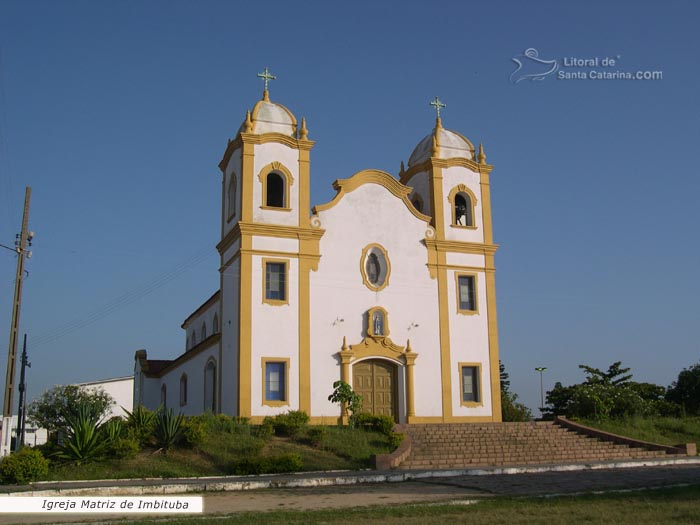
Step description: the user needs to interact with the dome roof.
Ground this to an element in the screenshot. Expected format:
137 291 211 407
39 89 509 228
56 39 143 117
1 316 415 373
238 91 298 136
408 121 475 167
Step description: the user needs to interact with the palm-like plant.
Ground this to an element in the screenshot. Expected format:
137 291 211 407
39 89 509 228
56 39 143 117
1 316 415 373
57 400 106 464
154 408 184 451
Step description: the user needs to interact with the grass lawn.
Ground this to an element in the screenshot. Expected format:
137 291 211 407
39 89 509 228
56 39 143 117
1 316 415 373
100 485 700 524
581 416 700 447
45 425 394 482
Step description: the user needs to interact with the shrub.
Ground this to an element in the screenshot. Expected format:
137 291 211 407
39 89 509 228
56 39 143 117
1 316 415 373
269 411 309 437
153 408 184 451
181 418 207 447
306 426 328 447
228 453 303 475
351 413 395 435
109 437 140 459
0 447 49 484
255 419 275 439
388 431 405 449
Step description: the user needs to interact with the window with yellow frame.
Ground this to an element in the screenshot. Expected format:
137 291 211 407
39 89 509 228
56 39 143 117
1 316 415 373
459 363 482 406
262 357 290 407
262 258 289 305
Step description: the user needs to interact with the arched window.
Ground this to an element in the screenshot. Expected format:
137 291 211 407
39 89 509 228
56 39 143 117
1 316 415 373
179 374 188 406
201 321 207 341
204 359 217 412
266 173 285 207
213 313 219 333
258 162 293 211
448 185 478 228
191 329 196 348
227 174 237 219
160 384 167 409
454 193 472 226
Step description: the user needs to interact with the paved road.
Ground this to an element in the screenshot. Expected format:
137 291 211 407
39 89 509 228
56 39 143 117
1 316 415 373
1 464 699 524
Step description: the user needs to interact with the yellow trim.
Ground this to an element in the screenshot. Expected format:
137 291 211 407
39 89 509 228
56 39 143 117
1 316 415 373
227 173 237 222
258 161 294 211
297 144 313 414
401 156 493 185
424 238 498 256
360 244 391 292
261 258 289 306
458 362 483 407
219 133 314 173
261 357 290 407
447 184 478 229
312 169 432 223
428 161 453 421
217 221 324 257
407 415 498 423
238 233 253 417
455 272 479 315
366 306 390 338
480 167 502 420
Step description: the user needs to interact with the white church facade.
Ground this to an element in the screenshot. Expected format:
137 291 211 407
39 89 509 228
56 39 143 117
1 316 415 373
134 76 502 424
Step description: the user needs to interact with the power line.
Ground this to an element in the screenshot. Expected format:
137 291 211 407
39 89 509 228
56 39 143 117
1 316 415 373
31 247 213 348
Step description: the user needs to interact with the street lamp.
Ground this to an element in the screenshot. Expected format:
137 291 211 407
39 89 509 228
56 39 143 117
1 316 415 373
535 367 548 416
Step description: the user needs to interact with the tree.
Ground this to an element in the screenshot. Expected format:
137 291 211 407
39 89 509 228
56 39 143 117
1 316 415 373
578 361 632 386
667 363 700 415
499 361 532 422
28 385 114 438
544 362 680 420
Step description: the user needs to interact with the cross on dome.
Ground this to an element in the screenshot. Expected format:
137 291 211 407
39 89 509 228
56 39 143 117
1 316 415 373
257 67 277 99
429 96 446 119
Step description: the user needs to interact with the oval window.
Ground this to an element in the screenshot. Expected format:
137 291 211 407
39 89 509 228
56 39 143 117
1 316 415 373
361 244 390 291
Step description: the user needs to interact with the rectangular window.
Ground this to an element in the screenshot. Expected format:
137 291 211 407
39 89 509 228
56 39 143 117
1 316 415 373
263 359 289 406
457 274 477 313
460 365 480 404
264 261 287 303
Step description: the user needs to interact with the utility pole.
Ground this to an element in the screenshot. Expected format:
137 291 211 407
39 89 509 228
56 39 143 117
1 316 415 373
2 187 32 456
16 335 30 450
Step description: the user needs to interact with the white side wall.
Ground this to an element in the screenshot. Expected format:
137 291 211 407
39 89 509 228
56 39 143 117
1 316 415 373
158 344 219 416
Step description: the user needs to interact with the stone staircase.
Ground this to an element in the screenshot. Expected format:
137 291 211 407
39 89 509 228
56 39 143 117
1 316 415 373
398 421 672 470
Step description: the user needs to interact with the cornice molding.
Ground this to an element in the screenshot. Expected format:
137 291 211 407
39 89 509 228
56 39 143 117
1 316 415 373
312 169 432 222
424 238 499 256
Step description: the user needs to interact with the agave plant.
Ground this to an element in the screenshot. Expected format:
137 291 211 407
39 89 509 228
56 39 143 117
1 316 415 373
154 408 184 451
102 417 123 443
56 400 106 464
124 404 156 446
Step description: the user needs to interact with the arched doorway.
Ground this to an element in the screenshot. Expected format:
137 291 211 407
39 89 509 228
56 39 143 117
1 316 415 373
352 359 398 421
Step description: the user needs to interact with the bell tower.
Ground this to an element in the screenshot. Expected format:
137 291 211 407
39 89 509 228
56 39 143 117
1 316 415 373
216 69 321 419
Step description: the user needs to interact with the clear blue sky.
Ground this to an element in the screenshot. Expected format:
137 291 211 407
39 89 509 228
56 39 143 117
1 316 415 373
0 0 698 414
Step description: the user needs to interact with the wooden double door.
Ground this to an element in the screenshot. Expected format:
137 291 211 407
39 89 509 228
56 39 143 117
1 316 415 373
352 359 398 421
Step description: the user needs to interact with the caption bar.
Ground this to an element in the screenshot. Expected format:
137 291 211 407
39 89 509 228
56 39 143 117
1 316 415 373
0 496 203 514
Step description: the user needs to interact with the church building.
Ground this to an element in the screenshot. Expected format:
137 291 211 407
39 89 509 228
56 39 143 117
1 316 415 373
134 71 502 424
